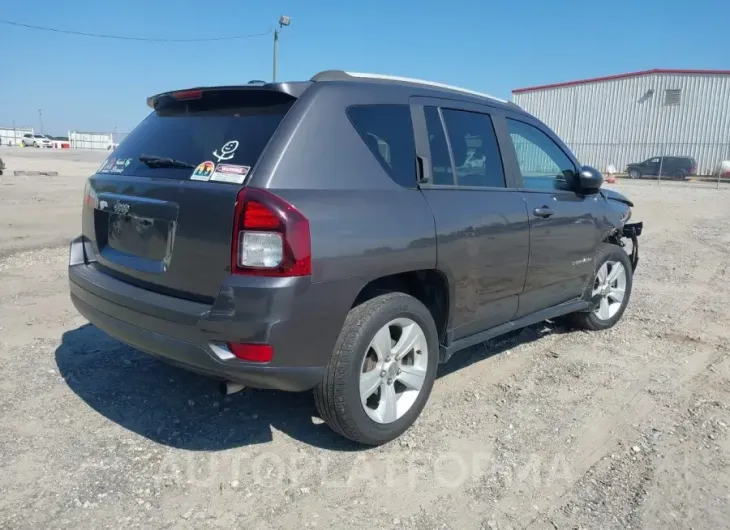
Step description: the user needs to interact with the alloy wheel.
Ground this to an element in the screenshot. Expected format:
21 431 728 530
592 261 627 320
359 318 428 424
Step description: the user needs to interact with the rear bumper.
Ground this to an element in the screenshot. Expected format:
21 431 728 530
68 236 362 392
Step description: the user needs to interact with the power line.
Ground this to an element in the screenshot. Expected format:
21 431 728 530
0 19 272 42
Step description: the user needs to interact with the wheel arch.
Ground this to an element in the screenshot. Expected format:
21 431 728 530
351 269 451 345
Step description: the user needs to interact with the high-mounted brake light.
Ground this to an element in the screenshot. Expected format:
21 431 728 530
231 188 311 277
171 89 203 100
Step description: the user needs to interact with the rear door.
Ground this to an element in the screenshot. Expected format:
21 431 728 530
498 115 601 317
659 157 674 177
412 97 529 340
82 89 296 302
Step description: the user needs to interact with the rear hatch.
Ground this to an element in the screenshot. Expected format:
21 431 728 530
83 88 297 302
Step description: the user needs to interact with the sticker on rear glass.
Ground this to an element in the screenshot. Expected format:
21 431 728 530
213 140 239 162
210 163 250 184
98 157 116 174
190 161 215 181
109 158 130 174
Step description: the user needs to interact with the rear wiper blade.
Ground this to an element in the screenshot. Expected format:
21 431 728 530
138 154 195 169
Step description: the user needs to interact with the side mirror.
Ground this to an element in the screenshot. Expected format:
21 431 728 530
579 166 603 192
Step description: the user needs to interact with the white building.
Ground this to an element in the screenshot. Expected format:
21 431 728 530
68 130 115 150
512 69 730 175
0 126 34 146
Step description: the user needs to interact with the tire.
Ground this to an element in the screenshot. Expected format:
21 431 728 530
314 292 439 446
628 169 640 179
674 170 687 181
33 142 39 148
566 243 633 331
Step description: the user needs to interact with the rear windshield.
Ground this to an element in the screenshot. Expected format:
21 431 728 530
105 90 294 180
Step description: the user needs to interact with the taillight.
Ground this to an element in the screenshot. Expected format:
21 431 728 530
83 180 97 208
231 188 311 277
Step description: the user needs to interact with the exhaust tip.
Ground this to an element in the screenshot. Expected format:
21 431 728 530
220 382 246 395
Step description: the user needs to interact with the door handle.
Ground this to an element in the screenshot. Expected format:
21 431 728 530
533 206 555 218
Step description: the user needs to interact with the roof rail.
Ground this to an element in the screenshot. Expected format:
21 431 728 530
310 70 507 103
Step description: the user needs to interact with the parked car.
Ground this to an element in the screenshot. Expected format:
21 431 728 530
21 133 52 148
625 156 696 180
68 70 642 445
0 157 5 175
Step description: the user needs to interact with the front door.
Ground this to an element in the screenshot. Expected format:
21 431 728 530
499 117 601 317
644 157 661 176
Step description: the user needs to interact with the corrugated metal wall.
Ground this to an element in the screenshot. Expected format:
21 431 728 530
513 73 730 175
69 130 114 150
0 127 34 146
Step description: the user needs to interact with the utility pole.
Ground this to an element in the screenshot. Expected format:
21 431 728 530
273 15 291 82
38 109 43 134
273 29 278 82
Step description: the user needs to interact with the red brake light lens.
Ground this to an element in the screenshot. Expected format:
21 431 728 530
243 201 281 230
83 180 97 207
231 188 311 277
172 89 203 100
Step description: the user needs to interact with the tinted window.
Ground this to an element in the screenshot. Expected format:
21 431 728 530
423 106 454 185
347 105 417 188
106 90 295 180
506 119 575 191
441 109 505 188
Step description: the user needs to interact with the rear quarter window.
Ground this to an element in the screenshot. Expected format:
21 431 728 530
347 104 417 188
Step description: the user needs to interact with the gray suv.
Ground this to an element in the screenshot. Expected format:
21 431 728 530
68 71 642 445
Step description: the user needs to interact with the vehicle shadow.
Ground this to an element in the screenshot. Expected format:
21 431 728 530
56 321 569 452
436 321 569 379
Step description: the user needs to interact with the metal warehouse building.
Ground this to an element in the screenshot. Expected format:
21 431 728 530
512 69 730 175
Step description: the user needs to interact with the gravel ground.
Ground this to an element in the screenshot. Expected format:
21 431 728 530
1 148 729 529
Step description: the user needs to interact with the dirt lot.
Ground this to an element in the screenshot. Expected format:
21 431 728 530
1 148 729 529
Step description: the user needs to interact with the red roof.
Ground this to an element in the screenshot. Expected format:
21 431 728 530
512 69 730 94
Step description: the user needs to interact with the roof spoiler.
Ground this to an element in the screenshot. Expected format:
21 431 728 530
146 82 311 109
